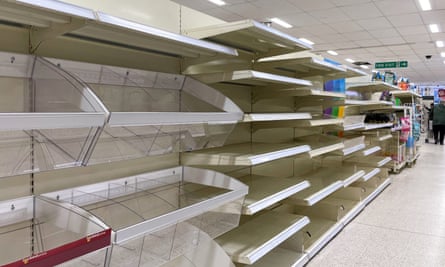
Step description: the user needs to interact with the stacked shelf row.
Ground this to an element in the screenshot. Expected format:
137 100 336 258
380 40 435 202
0 1 403 266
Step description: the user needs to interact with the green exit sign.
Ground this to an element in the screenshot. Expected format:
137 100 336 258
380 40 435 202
375 61 408 69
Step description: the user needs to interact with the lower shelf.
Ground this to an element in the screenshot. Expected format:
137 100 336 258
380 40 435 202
302 217 343 258
345 156 392 167
247 247 308 267
215 211 310 265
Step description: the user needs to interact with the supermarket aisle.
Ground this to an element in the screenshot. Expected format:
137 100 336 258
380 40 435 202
307 143 445 267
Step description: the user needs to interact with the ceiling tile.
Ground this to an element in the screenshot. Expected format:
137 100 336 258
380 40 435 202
201 8 244 22
344 31 374 40
331 0 373 7
310 8 350 23
279 12 323 27
306 24 339 35
372 0 418 15
421 10 445 24
287 0 337 11
397 25 429 36
379 36 406 45
329 21 363 33
357 17 392 30
369 28 400 39
403 34 432 42
353 39 382 47
340 3 383 19
388 13 423 27
432 0 445 9
250 0 303 16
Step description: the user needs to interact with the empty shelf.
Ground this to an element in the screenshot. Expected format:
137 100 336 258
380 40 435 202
239 175 310 215
254 87 346 101
183 19 311 58
391 90 421 98
347 82 401 93
360 146 382 156
181 142 311 166
333 136 366 156
0 196 111 267
361 167 381 182
243 113 312 122
345 99 393 106
255 56 346 78
249 247 308 267
192 70 312 88
253 118 342 130
288 167 364 206
296 136 345 158
4 0 238 60
345 156 392 167
43 166 248 244
215 211 310 264
364 123 393 130
339 65 367 79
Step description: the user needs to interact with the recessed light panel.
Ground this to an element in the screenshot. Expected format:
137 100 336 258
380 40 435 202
270 18 293 28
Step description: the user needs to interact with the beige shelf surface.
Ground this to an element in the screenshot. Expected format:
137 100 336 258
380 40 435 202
239 175 310 215
215 211 310 264
296 136 345 158
288 166 365 206
255 56 346 78
319 197 363 226
181 143 311 166
359 146 382 156
345 99 393 106
303 217 343 258
253 118 343 130
345 156 392 167
346 81 401 93
248 247 308 267
183 19 312 58
391 90 422 98
364 122 394 130
192 70 312 88
255 88 345 101
361 177 391 206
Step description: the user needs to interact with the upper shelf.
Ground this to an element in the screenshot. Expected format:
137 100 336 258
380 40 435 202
48 58 244 127
255 56 346 79
43 166 248 244
183 19 312 58
345 156 392 168
3 0 238 60
215 211 310 264
243 113 312 123
255 88 346 101
192 70 312 88
253 118 342 130
296 135 345 158
181 142 311 166
391 90 422 98
347 81 401 93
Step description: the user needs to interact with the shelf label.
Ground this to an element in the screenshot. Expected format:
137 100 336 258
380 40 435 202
375 61 408 69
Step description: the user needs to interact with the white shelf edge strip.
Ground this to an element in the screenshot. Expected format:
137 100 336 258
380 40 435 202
340 202 365 226
364 123 393 130
378 134 393 141
362 168 381 182
243 181 310 215
239 217 310 264
0 113 106 130
362 146 381 156
343 144 366 156
297 181 344 206
115 187 246 243
17 0 95 19
343 123 365 131
309 143 344 158
343 170 366 187
244 113 312 122
378 157 392 167
97 12 238 56
108 112 242 126
249 145 311 165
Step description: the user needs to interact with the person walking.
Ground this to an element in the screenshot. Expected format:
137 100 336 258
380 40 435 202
433 89 445 145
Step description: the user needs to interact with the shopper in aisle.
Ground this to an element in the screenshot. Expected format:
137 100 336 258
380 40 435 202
433 89 445 145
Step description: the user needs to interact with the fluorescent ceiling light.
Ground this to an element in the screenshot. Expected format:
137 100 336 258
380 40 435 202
346 58 355 63
327 50 338 56
441 52 445 57
208 0 226 6
360 65 369 69
429 24 439 33
437 41 444 47
270 18 293 29
418 0 432 10
299 38 314 45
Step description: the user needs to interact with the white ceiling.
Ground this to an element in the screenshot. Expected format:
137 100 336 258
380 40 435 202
173 0 445 85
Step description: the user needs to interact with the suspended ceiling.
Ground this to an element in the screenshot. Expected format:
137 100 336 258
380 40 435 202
173 0 445 85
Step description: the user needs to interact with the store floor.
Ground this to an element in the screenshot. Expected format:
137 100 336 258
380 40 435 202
307 143 445 267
